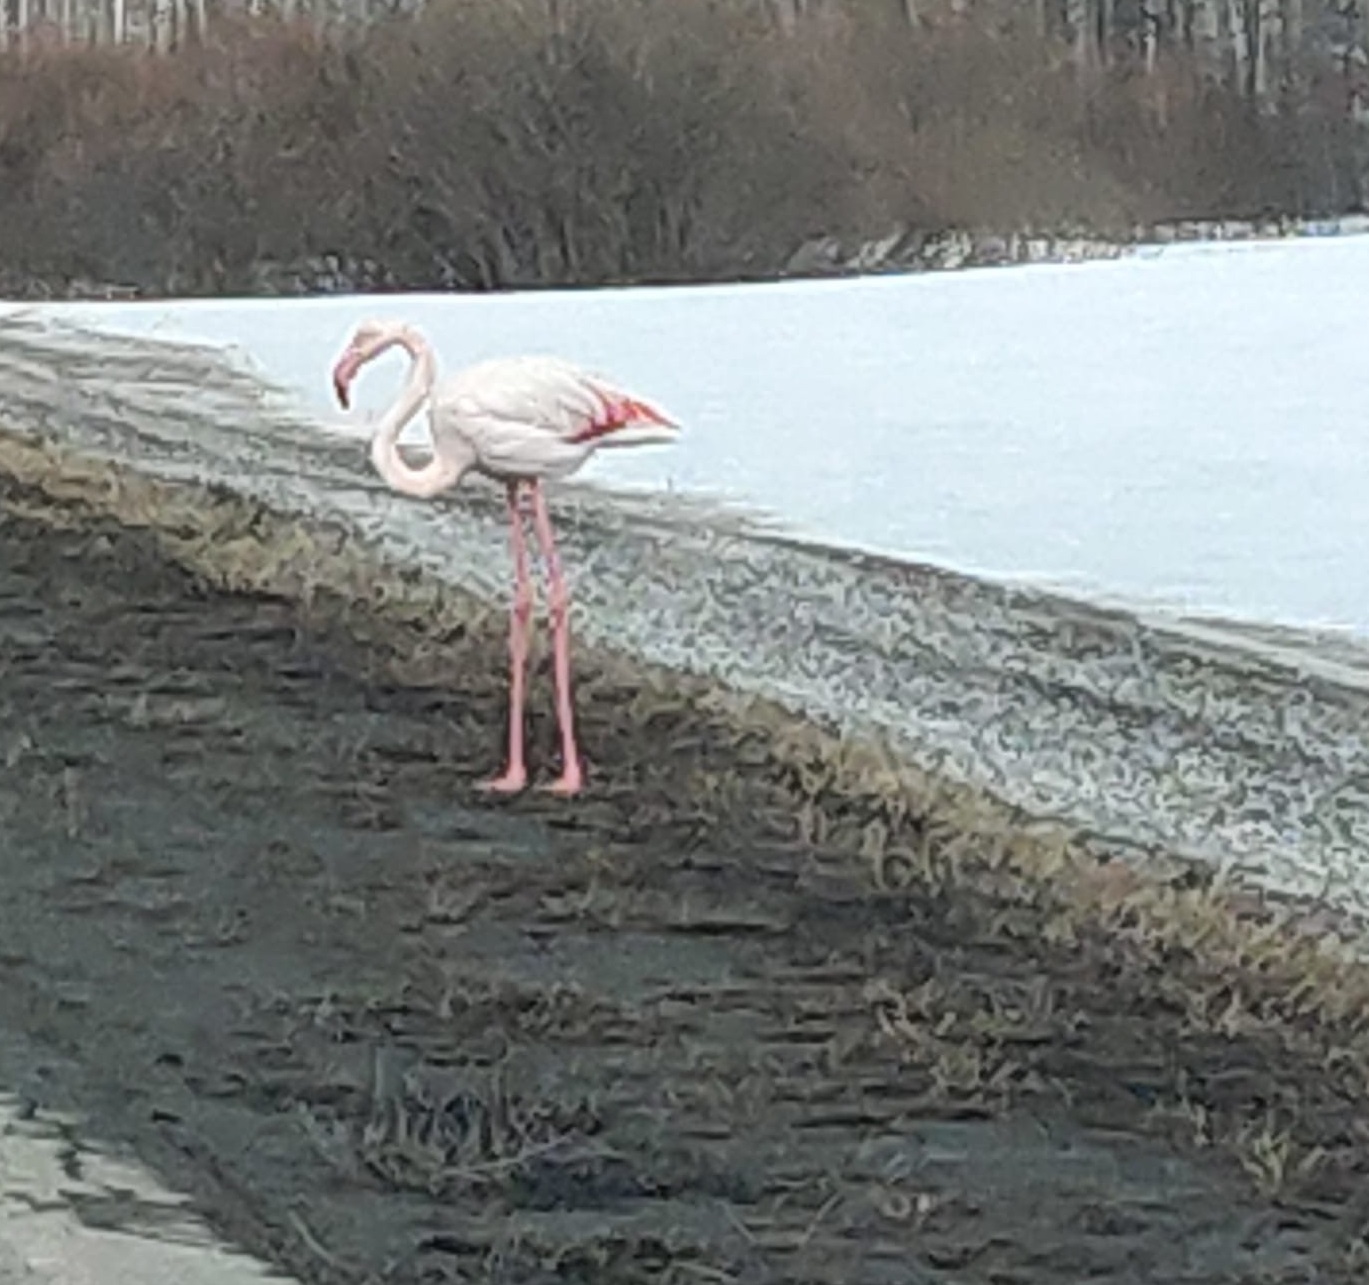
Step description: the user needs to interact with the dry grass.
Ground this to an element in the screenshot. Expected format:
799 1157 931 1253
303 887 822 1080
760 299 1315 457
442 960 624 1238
5 425 1369 1063
0 0 1356 295
11 431 1369 1269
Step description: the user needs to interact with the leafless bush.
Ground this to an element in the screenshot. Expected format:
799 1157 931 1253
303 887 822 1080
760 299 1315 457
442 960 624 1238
0 0 1360 295
352 0 859 286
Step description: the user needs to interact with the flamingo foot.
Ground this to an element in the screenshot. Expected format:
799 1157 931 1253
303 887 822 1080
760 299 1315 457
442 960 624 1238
538 764 584 798
478 767 528 795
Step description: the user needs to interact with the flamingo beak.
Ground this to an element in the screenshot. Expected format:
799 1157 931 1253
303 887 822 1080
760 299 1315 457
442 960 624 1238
332 351 360 409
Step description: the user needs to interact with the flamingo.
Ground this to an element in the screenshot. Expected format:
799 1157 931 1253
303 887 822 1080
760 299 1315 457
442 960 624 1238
330 320 680 798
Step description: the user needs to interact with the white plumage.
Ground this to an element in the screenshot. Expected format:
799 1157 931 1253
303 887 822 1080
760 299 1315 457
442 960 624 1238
439 355 676 481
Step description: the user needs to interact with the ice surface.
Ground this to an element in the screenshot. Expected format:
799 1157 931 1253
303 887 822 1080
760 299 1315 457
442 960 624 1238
3 232 1366 635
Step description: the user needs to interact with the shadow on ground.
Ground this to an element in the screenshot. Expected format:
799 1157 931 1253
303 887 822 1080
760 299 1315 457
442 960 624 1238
0 502 1366 1284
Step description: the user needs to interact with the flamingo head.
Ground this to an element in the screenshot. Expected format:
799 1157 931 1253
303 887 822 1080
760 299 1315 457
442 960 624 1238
332 319 403 409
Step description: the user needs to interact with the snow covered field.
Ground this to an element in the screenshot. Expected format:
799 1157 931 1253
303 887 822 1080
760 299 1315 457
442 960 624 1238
4 264 1369 924
4 230 1367 639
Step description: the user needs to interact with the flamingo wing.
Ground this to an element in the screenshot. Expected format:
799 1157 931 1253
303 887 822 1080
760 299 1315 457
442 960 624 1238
449 356 675 445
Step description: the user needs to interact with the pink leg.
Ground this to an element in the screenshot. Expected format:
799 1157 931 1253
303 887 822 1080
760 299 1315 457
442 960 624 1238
528 483 583 797
478 482 534 794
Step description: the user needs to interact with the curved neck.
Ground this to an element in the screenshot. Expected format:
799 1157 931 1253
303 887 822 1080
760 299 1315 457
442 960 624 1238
369 328 470 498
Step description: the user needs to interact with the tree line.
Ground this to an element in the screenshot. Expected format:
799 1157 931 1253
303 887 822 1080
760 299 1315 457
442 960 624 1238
7 0 1364 109
0 0 1365 296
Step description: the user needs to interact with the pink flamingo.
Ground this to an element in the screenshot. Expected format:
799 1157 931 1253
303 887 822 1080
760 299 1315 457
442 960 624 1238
331 320 680 798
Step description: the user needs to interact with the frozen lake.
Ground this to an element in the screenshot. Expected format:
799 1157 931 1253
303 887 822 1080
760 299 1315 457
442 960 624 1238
5 231 1367 635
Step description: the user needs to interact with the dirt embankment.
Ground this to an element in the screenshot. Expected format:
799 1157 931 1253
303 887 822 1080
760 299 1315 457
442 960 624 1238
3 441 1369 1281
1 309 1367 936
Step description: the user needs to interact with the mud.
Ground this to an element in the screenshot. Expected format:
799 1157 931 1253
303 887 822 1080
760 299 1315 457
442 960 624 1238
3 482 1369 1282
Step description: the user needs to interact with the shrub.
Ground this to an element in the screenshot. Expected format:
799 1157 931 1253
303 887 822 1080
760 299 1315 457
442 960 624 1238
0 0 1358 294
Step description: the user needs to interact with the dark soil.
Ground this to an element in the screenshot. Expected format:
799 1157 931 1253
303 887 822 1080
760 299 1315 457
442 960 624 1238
1 500 1366 1285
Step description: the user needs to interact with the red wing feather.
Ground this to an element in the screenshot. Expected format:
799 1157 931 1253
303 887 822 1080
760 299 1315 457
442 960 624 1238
566 392 676 445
